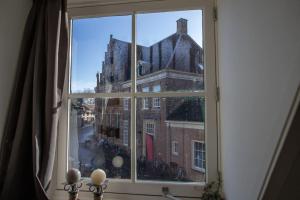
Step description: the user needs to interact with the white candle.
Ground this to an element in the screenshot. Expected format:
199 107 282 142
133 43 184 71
91 169 106 185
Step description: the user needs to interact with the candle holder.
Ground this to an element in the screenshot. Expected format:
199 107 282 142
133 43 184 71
64 168 82 200
63 182 83 200
87 180 109 200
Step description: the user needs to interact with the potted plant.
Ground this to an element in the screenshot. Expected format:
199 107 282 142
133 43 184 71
200 172 224 200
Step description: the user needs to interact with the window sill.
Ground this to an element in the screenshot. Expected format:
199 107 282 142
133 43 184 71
53 190 121 200
53 189 202 200
54 178 205 200
192 167 206 173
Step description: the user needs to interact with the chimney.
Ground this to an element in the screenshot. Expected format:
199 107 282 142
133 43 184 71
176 18 188 34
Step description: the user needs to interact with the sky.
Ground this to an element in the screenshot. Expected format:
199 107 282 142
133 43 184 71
71 10 203 93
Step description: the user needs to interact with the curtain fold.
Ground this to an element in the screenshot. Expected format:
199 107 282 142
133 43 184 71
0 0 68 199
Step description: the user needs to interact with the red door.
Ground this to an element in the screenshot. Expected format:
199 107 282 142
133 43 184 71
146 134 154 161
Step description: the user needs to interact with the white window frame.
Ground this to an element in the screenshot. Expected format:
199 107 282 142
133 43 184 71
172 141 179 156
143 98 149 109
152 85 161 108
142 87 149 109
152 97 160 108
57 0 218 199
144 120 155 136
192 140 206 173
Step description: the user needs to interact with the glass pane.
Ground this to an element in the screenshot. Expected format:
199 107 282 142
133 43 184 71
69 98 131 179
136 96 205 182
136 10 204 93
71 15 132 93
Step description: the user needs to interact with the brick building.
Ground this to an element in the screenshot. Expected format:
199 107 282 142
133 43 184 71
95 18 205 181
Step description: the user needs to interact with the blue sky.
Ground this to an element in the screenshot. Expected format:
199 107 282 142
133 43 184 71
71 10 203 92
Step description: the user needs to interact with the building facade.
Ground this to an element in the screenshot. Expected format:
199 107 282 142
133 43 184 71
94 18 205 181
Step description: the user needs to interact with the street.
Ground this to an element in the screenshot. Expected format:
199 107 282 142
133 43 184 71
78 124 105 176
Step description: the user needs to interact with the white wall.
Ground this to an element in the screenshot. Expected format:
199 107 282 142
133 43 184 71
0 0 32 144
218 0 300 199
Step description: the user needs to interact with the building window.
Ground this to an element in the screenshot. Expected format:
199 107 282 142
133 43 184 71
152 85 161 108
115 112 120 128
144 120 155 135
123 120 129 146
192 141 205 172
172 141 179 156
123 98 129 110
137 61 146 76
153 85 161 92
142 87 149 109
62 0 217 197
152 98 160 108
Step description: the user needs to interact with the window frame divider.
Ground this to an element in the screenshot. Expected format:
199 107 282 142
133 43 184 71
130 12 137 183
68 91 206 98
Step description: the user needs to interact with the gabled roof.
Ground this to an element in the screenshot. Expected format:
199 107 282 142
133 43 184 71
111 32 202 50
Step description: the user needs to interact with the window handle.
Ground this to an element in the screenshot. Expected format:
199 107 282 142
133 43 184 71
162 187 182 200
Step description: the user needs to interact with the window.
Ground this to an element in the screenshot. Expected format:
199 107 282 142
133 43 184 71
142 87 149 109
123 120 129 146
123 98 129 110
153 85 161 92
137 61 147 76
152 98 160 108
172 141 179 156
59 0 217 198
152 85 161 108
116 112 120 128
144 120 155 135
192 141 205 172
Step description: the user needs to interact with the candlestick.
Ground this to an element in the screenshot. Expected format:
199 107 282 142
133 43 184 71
64 168 82 200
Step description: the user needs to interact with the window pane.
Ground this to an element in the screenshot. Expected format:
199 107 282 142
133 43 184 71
153 85 161 92
142 87 149 92
69 98 131 179
136 10 204 93
71 15 132 93
193 141 205 171
136 96 205 182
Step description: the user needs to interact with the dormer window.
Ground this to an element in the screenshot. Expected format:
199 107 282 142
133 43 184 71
137 63 143 76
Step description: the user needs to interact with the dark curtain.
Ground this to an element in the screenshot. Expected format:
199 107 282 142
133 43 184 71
0 0 68 199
